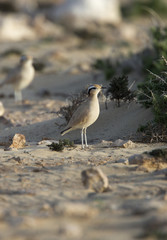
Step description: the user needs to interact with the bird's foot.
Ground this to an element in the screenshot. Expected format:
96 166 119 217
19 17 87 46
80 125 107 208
81 144 89 150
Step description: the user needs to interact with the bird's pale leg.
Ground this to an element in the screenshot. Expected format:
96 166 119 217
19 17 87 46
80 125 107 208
81 128 84 149
84 128 88 147
14 90 22 102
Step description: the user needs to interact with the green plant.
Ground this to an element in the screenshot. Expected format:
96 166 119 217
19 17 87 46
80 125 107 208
33 61 46 72
141 27 167 75
107 75 135 107
138 71 166 108
121 0 167 19
60 139 74 147
148 148 167 159
152 93 167 126
48 142 64 151
47 139 75 151
137 26 167 141
138 56 167 123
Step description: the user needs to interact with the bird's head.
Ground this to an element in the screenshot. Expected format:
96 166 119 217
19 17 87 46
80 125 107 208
20 55 33 65
87 84 104 96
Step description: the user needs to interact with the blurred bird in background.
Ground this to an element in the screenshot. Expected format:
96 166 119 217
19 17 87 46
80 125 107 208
0 55 35 102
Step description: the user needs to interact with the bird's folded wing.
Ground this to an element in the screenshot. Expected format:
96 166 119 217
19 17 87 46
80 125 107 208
0 66 21 86
68 104 90 126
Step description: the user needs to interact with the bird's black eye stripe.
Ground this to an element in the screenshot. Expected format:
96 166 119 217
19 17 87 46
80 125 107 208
88 86 96 95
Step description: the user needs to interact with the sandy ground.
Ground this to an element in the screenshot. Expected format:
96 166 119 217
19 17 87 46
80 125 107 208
0 22 167 240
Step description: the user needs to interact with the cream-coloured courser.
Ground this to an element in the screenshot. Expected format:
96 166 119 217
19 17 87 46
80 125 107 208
0 55 35 102
61 84 102 148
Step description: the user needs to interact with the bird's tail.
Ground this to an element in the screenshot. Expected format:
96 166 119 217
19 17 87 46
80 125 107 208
61 127 72 136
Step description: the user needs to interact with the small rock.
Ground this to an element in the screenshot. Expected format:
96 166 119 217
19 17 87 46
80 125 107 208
58 223 82 238
0 15 36 41
116 158 128 164
37 140 58 145
50 0 121 26
81 168 111 193
10 133 26 149
100 140 112 148
55 202 98 218
79 62 91 72
128 153 167 171
41 203 51 211
128 154 148 165
111 139 135 148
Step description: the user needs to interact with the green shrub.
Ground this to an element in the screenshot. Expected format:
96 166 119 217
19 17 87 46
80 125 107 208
152 93 167 126
137 28 167 142
107 75 135 107
121 0 167 19
141 27 167 75
47 139 75 151
138 26 167 124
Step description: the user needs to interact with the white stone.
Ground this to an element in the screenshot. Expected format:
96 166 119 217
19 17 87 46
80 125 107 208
0 15 35 41
50 0 121 26
111 139 135 148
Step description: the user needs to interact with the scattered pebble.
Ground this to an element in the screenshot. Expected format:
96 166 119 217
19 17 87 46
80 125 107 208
111 139 135 148
128 154 150 165
10 133 26 149
81 168 111 193
41 203 51 211
0 15 36 41
78 62 91 72
51 0 121 26
37 140 58 145
116 158 128 164
128 150 167 171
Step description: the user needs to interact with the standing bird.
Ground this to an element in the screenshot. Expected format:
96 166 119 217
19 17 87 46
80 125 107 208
0 55 35 102
61 84 102 148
